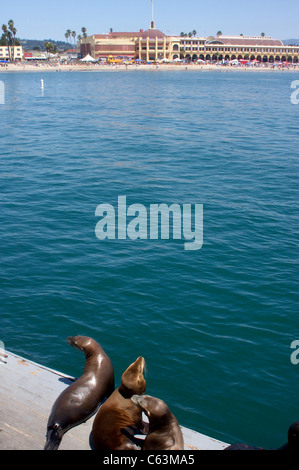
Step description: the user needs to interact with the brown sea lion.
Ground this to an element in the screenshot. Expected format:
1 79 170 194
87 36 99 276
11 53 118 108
131 394 184 450
91 356 146 450
44 335 114 450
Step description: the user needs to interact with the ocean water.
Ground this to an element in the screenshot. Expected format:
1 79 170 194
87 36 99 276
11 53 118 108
0 69 298 449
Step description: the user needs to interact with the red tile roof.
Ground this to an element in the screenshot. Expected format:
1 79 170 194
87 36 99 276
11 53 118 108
207 37 283 47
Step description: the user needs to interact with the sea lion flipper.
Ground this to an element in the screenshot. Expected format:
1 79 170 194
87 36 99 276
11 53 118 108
44 424 63 450
121 427 144 448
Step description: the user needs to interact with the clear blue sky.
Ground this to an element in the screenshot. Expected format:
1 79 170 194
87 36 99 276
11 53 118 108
1 0 298 41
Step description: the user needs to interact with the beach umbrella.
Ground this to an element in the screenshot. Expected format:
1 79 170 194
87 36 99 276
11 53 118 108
161 58 170 62
173 58 182 62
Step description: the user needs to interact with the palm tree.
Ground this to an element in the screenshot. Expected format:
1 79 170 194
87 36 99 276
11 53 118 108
2 24 8 45
217 30 222 36
261 32 265 37
71 31 76 47
81 27 87 55
65 29 72 46
192 30 197 37
2 22 17 62
44 41 53 59
8 20 17 62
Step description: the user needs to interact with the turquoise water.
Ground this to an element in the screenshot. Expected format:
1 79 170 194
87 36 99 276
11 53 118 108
1 69 299 449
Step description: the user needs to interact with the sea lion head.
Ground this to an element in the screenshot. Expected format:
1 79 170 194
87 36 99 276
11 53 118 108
288 421 299 450
67 335 96 355
119 356 146 397
131 394 170 421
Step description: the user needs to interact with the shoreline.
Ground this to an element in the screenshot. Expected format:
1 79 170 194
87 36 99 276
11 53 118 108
1 62 299 73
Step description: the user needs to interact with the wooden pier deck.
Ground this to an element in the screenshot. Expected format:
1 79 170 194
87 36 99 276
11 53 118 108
0 350 229 451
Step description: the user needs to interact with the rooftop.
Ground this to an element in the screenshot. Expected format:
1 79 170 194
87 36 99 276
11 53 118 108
206 35 283 47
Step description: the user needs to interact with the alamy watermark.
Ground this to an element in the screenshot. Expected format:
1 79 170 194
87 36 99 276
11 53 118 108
0 340 6 364
0 81 4 105
95 196 203 250
290 340 299 365
290 80 299 104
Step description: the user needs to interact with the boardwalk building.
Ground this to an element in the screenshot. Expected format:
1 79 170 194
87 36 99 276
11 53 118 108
79 21 175 62
78 24 299 64
181 35 299 63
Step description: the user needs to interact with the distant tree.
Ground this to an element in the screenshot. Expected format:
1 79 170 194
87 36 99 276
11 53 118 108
0 33 7 46
192 29 197 37
261 32 265 37
44 41 53 58
2 21 18 61
8 19 17 61
71 31 76 46
81 27 88 54
1 25 8 47
217 30 222 36
33 46 41 50
65 29 71 43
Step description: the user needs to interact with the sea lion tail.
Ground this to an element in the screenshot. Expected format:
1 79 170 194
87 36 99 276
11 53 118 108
44 426 63 450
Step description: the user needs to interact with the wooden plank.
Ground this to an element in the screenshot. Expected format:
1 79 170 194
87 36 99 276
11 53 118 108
0 351 228 450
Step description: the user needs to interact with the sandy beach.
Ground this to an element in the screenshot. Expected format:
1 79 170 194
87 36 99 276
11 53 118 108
1 62 299 73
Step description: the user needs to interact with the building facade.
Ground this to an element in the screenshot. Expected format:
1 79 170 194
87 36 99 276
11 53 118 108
0 45 23 61
179 35 299 63
78 25 299 64
79 22 175 62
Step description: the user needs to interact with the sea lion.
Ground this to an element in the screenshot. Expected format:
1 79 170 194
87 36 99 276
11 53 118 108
131 394 184 450
224 421 299 450
44 335 115 450
91 356 147 450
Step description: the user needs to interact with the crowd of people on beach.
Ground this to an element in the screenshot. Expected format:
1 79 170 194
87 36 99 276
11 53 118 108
1 58 299 72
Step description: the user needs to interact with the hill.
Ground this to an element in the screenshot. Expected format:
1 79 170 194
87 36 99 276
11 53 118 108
19 38 74 51
282 39 299 46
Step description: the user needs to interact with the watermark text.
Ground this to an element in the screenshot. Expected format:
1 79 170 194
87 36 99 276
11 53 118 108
95 196 203 250
0 81 4 105
290 340 299 364
290 80 299 104
0 340 6 364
